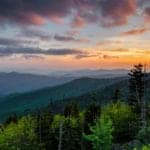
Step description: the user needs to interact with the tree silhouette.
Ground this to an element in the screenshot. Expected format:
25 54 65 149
128 64 144 112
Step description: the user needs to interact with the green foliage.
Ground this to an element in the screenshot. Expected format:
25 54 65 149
102 101 140 143
50 114 83 150
133 145 150 150
142 145 150 150
83 101 101 149
137 126 150 144
84 116 113 150
0 116 38 150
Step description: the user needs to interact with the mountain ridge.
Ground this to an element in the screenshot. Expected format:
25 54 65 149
0 77 125 121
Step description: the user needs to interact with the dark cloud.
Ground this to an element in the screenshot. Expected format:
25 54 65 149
54 35 78 42
144 7 150 22
19 28 89 43
0 0 142 28
0 38 21 46
0 0 74 25
98 0 136 27
0 46 86 57
21 54 45 60
54 34 89 43
0 37 36 46
20 28 52 41
138 0 150 7
75 54 97 59
137 0 150 23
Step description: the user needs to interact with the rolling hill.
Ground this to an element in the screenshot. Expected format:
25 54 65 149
0 77 125 121
49 74 150 114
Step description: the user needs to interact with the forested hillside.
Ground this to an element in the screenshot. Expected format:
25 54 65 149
0 77 124 121
0 64 150 150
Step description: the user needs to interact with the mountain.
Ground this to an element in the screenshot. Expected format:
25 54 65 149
49 69 129 78
0 77 125 121
0 72 73 96
50 74 150 114
0 69 128 96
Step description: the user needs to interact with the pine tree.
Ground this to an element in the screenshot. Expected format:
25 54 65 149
84 101 101 131
5 114 18 125
63 101 79 118
128 64 144 113
112 88 121 103
36 109 53 149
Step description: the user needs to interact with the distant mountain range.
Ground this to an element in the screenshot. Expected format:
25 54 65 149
49 69 129 78
0 69 128 96
0 72 73 96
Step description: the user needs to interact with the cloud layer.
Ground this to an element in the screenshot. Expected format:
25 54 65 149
121 28 149 36
0 0 149 28
0 45 91 60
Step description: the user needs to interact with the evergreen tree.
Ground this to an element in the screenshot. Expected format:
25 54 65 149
36 109 53 149
5 114 18 125
83 100 101 150
112 88 121 103
128 64 145 113
63 102 79 118
84 101 101 132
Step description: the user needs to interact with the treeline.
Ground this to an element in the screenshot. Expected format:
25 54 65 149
0 64 150 150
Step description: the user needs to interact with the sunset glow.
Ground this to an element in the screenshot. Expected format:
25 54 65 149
0 0 150 73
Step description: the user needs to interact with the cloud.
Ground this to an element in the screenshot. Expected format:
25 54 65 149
144 7 150 22
71 15 87 28
0 0 73 25
110 48 129 52
121 27 149 36
20 28 51 41
98 0 137 27
103 54 119 59
54 35 78 42
54 34 90 43
21 54 45 60
75 54 97 59
0 0 140 28
0 37 37 46
97 40 122 46
0 46 86 57
66 30 79 36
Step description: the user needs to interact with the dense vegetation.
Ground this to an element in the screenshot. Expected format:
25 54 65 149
0 64 150 150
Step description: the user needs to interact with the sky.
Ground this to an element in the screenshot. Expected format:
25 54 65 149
0 0 150 73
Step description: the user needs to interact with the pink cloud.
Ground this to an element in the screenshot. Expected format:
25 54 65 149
121 27 149 36
0 0 148 28
71 15 87 28
99 0 137 27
